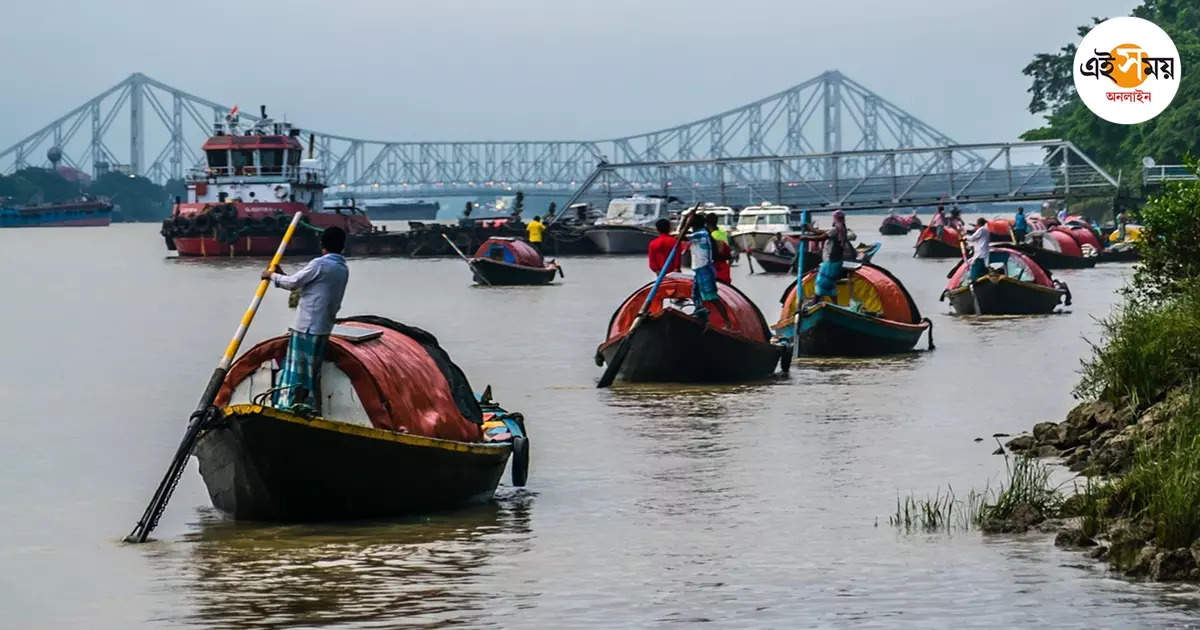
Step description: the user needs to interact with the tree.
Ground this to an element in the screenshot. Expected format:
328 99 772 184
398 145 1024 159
1127 160 1200 304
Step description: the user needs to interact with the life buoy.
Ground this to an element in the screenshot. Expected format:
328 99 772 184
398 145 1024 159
160 218 174 237
510 435 529 487
172 215 190 232
276 214 292 231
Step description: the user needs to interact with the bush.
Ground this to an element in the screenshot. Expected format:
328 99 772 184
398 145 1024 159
1076 281 1200 408
1129 163 1200 304
1106 385 1200 548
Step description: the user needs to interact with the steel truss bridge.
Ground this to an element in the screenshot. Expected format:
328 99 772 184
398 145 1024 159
554 140 1117 217
0 70 1116 208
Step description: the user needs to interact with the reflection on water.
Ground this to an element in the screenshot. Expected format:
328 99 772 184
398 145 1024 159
157 494 534 628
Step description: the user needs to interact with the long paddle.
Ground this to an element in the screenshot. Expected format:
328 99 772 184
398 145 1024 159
597 204 699 388
442 233 491 286
959 237 982 315
125 211 304 543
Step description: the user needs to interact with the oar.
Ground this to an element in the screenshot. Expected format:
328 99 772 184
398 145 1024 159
598 204 699 388
125 211 303 543
959 238 982 315
442 233 490 286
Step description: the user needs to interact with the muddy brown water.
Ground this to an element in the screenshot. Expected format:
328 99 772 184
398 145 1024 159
2 217 1198 628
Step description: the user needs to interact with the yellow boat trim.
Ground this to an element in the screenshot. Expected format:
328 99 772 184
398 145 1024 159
223 404 510 456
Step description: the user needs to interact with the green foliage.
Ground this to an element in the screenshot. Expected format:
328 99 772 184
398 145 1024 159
1107 385 1200 548
1076 281 1200 407
89 172 171 221
977 455 1063 524
1129 169 1200 302
1021 1 1200 188
888 486 988 533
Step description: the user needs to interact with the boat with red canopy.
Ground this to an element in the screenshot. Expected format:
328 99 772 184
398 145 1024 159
879 214 921 235
198 316 529 520
469 237 561 285
162 107 372 257
942 245 1070 315
1020 226 1099 269
773 262 931 356
594 273 787 382
914 225 962 257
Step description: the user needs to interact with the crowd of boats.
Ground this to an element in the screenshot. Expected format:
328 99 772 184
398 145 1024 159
107 110 1141 539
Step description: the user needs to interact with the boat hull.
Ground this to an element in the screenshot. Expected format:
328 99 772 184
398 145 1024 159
1098 246 1139 263
732 231 776 253
795 302 928 356
879 221 909 235
173 233 323 257
748 249 796 273
194 405 511 521
0 201 113 228
471 258 558 285
596 308 782 383
947 276 1066 315
1021 245 1098 269
584 225 657 254
914 237 960 258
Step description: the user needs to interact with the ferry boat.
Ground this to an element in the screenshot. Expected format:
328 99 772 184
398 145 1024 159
162 107 371 256
0 197 112 228
583 195 671 254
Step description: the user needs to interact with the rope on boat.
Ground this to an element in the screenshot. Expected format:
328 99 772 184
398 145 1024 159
923 317 935 350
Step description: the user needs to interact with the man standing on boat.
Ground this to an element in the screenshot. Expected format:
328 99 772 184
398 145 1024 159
648 218 683 275
930 206 947 240
705 213 734 284
526 215 546 255
686 213 732 327
261 226 349 412
964 218 991 282
1013 207 1029 244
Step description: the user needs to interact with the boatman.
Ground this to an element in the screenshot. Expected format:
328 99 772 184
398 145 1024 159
648 218 683 275
705 212 734 284
964 217 991 282
526 215 546 255
686 213 732 327
930 205 947 240
1013 207 1029 244
261 226 349 412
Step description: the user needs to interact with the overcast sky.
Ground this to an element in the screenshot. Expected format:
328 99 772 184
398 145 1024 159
1 0 1138 147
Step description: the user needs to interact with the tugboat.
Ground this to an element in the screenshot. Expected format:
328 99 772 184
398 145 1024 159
162 106 371 256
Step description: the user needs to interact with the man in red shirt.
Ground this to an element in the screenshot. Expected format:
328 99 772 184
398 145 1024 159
648 218 683 274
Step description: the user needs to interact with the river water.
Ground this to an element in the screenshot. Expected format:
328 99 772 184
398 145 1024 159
2 216 1198 629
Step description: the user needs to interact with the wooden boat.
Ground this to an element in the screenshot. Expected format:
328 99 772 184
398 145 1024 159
1020 228 1098 269
469 237 561 285
879 215 920 235
1098 241 1140 263
913 226 962 258
747 248 796 273
773 262 931 356
594 273 787 382
201 316 529 520
942 245 1069 315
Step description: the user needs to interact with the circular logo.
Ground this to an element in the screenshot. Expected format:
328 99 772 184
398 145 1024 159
1073 17 1181 124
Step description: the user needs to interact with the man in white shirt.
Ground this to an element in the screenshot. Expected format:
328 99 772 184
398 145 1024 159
260 226 349 411
965 218 991 282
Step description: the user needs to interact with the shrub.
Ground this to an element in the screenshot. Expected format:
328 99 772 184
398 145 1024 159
1075 281 1200 408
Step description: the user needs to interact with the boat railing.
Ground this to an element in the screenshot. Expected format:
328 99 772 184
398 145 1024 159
188 165 326 184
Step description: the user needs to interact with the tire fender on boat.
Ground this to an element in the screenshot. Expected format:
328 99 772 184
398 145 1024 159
511 435 530 487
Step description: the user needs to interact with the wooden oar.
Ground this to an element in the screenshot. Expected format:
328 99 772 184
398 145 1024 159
959 238 982 315
442 233 490 286
597 204 699 388
125 211 304 543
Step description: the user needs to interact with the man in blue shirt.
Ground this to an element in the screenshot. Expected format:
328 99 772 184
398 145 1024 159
260 226 349 411
1013 207 1029 244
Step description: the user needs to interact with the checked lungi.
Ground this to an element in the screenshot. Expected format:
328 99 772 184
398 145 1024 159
273 330 328 411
